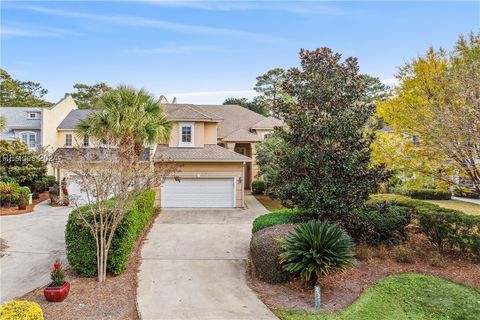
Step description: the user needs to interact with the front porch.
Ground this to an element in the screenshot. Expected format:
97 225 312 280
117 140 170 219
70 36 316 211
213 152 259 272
219 142 258 189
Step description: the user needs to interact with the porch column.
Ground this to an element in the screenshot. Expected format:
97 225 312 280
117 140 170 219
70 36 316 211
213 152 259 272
250 143 259 186
226 142 236 151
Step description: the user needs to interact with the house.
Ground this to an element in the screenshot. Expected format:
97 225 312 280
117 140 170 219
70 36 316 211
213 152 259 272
0 95 78 152
52 103 281 208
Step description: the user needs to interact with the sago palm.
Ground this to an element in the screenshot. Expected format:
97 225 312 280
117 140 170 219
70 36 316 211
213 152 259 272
279 220 355 287
77 86 171 157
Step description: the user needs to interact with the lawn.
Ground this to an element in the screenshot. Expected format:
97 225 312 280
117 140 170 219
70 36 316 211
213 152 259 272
275 274 480 320
426 199 480 215
254 194 284 211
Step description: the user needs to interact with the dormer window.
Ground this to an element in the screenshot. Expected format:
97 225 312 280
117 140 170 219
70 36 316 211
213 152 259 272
179 122 194 147
65 133 73 147
27 112 39 119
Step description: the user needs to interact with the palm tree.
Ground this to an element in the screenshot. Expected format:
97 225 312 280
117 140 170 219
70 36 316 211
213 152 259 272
77 85 171 157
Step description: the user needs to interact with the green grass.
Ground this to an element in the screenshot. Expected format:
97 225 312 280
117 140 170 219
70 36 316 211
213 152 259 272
254 194 284 211
426 199 480 215
275 274 480 320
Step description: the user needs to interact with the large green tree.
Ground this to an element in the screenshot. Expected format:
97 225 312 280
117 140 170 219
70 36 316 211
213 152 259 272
0 69 52 107
376 32 480 193
0 140 47 188
254 67 286 115
71 82 112 109
260 48 388 219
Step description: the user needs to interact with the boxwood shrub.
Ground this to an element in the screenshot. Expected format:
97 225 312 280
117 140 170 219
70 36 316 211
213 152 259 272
409 189 452 200
252 208 301 233
65 190 156 277
250 224 296 283
454 188 480 199
344 202 412 245
251 180 267 194
369 194 480 257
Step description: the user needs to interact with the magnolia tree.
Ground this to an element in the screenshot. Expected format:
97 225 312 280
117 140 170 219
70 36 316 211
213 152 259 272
55 86 173 282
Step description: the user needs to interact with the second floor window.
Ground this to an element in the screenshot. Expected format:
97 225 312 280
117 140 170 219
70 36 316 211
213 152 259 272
20 132 36 149
179 123 194 147
83 135 89 147
65 133 73 147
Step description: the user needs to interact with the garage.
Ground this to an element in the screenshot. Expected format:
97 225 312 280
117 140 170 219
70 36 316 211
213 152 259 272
161 177 236 208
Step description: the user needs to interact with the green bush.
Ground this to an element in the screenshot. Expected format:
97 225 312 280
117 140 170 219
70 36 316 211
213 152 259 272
0 300 44 320
250 224 296 283
454 188 480 199
0 182 19 207
42 175 58 188
369 194 480 257
252 208 301 233
65 190 156 277
279 220 355 286
33 180 47 193
410 189 452 200
344 202 412 245
251 180 267 194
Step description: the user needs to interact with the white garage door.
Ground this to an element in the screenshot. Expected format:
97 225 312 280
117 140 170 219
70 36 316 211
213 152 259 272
161 178 235 208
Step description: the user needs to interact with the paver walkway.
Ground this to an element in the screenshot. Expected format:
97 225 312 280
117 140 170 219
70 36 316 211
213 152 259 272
137 194 277 320
0 201 71 303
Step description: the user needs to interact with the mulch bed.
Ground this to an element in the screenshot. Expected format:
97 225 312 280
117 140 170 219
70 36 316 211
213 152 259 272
17 210 159 319
0 192 50 216
248 235 480 313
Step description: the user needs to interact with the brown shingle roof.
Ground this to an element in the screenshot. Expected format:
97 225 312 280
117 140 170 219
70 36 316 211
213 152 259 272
154 144 251 162
222 129 262 142
162 104 222 121
251 116 283 129
52 147 151 163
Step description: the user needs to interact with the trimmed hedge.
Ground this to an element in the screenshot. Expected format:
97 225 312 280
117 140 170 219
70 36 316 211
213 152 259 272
251 180 267 194
65 190 156 277
345 202 412 245
410 189 452 200
369 194 480 257
454 188 480 199
252 208 301 233
0 300 43 320
250 224 295 283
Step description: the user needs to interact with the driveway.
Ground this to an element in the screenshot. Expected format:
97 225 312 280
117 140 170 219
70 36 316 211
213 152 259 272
0 201 71 303
137 194 277 320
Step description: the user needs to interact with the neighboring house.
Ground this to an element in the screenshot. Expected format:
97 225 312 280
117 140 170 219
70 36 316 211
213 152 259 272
0 95 78 152
52 103 282 208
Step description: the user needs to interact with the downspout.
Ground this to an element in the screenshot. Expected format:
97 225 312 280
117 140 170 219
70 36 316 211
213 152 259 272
242 161 246 208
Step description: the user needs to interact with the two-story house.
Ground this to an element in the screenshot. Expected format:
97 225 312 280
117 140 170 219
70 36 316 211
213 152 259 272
52 103 281 208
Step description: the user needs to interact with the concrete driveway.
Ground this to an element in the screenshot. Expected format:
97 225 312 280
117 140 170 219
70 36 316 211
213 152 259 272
137 194 277 320
0 201 71 303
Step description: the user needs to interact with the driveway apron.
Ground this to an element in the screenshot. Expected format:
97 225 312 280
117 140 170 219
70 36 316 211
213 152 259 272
137 194 277 320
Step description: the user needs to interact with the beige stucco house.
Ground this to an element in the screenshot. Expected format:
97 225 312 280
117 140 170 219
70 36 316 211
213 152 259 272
51 102 281 208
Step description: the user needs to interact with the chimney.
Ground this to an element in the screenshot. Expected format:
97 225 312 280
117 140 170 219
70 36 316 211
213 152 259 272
172 97 177 104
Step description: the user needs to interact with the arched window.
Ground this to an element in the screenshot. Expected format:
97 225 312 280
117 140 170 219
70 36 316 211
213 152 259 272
19 131 37 149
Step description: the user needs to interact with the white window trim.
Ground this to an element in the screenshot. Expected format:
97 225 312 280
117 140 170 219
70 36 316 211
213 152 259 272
27 112 39 120
19 131 37 149
83 135 90 147
178 122 194 147
65 133 73 147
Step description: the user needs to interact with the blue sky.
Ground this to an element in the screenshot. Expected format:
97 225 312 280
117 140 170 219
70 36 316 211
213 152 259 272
2 1 479 104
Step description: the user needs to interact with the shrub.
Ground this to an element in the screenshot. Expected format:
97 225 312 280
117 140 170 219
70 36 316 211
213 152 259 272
33 180 47 193
369 194 480 257
391 244 416 263
42 175 57 188
410 189 452 200
0 300 44 320
0 182 19 207
251 180 267 194
279 220 355 286
65 190 156 277
252 209 301 233
454 188 480 199
250 224 296 283
344 202 412 245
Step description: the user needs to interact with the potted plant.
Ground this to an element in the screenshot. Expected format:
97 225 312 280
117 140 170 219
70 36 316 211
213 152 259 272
49 186 60 204
18 195 27 210
44 260 70 302
61 185 70 206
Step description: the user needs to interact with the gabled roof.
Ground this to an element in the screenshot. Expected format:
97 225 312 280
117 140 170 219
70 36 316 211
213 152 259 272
52 147 151 163
57 109 93 129
162 104 222 122
154 144 251 162
251 116 283 129
222 129 262 142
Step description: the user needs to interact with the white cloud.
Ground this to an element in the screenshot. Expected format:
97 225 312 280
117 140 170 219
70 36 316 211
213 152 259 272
13 5 281 41
381 78 399 86
1 25 85 38
146 1 347 15
164 89 258 104
125 45 215 55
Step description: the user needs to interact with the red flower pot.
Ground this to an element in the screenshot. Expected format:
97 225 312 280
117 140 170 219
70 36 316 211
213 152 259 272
18 204 27 210
44 281 70 302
